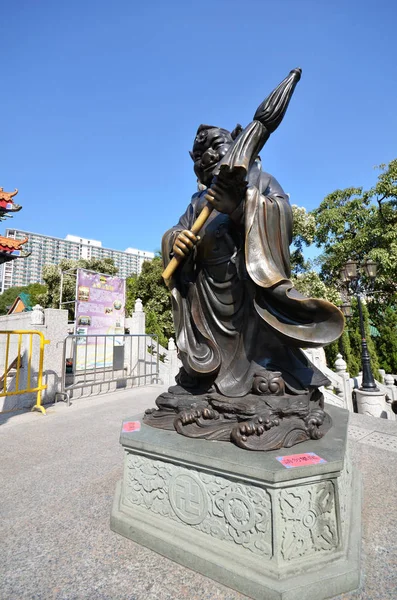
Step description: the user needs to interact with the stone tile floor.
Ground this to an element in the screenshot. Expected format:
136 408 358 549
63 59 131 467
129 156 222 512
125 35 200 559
0 386 396 600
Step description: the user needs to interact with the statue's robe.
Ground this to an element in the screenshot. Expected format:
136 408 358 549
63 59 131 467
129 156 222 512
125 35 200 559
162 161 344 398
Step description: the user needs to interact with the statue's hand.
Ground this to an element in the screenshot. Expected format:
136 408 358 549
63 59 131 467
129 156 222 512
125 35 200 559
172 230 200 257
205 177 246 215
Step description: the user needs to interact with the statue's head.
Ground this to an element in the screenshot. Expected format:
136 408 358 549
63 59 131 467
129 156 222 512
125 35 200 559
190 124 243 186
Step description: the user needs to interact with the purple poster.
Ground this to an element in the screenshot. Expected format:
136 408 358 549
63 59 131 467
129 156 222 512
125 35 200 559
75 269 126 369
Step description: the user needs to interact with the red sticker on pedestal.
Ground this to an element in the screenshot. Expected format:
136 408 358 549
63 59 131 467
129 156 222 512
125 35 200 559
122 421 141 433
276 452 326 468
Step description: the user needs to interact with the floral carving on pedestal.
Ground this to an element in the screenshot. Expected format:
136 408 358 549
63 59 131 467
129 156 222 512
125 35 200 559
211 483 271 555
124 453 272 557
279 481 338 561
124 455 172 515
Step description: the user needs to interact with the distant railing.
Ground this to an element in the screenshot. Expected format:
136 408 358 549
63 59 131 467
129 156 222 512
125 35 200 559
57 333 159 405
0 330 50 415
303 349 354 412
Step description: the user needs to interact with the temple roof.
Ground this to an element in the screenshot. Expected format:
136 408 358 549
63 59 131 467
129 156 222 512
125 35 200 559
7 292 32 314
0 251 21 264
0 186 28 263
0 187 22 216
0 187 18 201
0 236 28 251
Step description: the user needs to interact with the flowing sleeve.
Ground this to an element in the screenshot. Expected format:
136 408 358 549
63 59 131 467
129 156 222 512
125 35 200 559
244 179 293 287
244 181 344 348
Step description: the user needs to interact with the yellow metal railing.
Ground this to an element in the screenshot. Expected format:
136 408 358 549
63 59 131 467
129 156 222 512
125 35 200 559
0 330 50 415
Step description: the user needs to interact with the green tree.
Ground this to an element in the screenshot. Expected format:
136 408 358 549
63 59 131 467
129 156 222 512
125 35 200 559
291 204 316 274
322 327 361 378
313 160 397 299
290 204 343 368
126 256 173 348
339 328 360 377
310 159 397 376
290 204 341 305
42 257 118 319
125 274 138 317
373 304 397 374
345 298 380 378
0 282 48 315
27 282 48 306
292 270 341 305
0 286 26 315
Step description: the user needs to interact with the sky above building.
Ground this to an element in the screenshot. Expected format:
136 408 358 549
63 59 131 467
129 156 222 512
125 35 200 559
2 0 396 254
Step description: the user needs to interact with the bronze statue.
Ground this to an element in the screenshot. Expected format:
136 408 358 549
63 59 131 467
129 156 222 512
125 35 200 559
144 69 344 450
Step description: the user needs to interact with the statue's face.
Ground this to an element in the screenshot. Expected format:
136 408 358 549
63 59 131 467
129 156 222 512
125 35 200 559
191 128 233 186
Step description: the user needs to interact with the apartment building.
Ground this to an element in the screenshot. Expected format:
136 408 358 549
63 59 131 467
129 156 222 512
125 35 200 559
0 229 155 292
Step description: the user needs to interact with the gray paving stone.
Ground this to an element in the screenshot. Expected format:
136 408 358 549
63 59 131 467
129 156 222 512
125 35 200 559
360 431 397 452
0 390 396 600
348 425 372 441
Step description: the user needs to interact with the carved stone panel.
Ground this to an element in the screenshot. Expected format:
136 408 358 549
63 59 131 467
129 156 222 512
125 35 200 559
123 452 272 557
169 473 208 525
278 480 339 561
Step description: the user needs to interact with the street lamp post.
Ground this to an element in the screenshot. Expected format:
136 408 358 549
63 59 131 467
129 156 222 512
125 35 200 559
340 258 379 393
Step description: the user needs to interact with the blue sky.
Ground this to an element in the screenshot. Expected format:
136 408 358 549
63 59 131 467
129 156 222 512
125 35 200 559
2 0 396 254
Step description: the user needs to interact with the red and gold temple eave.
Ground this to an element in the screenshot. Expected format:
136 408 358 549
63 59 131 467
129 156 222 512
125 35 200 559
0 236 28 252
0 185 29 263
0 187 22 213
0 236 30 264
0 187 18 201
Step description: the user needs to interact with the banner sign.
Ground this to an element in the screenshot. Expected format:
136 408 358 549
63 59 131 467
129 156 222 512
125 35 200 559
75 269 126 370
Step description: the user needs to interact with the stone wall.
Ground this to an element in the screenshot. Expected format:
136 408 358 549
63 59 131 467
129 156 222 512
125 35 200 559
0 308 68 411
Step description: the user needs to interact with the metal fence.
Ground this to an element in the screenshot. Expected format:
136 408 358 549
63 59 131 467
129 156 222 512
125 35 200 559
0 330 50 415
57 333 159 404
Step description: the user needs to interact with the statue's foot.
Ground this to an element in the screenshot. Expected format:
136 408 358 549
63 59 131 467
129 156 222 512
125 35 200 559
231 415 281 450
143 396 210 430
178 406 219 426
238 415 280 438
174 405 236 441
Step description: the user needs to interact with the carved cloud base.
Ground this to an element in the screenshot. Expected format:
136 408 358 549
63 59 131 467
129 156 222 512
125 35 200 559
111 404 361 600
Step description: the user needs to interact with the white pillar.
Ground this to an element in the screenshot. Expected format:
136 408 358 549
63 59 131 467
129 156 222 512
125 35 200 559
30 305 45 326
334 353 347 374
130 298 145 335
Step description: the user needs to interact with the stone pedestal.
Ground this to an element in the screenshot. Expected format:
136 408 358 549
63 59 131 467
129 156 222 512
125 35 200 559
355 388 388 419
111 404 361 600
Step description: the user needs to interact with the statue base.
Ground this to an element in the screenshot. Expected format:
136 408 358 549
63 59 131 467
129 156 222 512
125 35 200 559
111 404 361 600
143 383 332 451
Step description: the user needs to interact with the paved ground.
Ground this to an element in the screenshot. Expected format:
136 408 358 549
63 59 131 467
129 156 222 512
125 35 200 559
1 386 396 600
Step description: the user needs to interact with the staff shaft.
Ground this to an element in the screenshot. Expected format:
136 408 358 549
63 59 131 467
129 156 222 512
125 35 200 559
162 202 213 282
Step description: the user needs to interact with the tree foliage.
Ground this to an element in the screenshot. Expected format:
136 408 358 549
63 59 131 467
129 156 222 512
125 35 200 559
313 160 397 300
292 270 340 305
291 204 316 274
290 204 341 306
126 256 173 348
373 305 397 374
311 159 397 375
0 282 47 315
343 299 380 378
